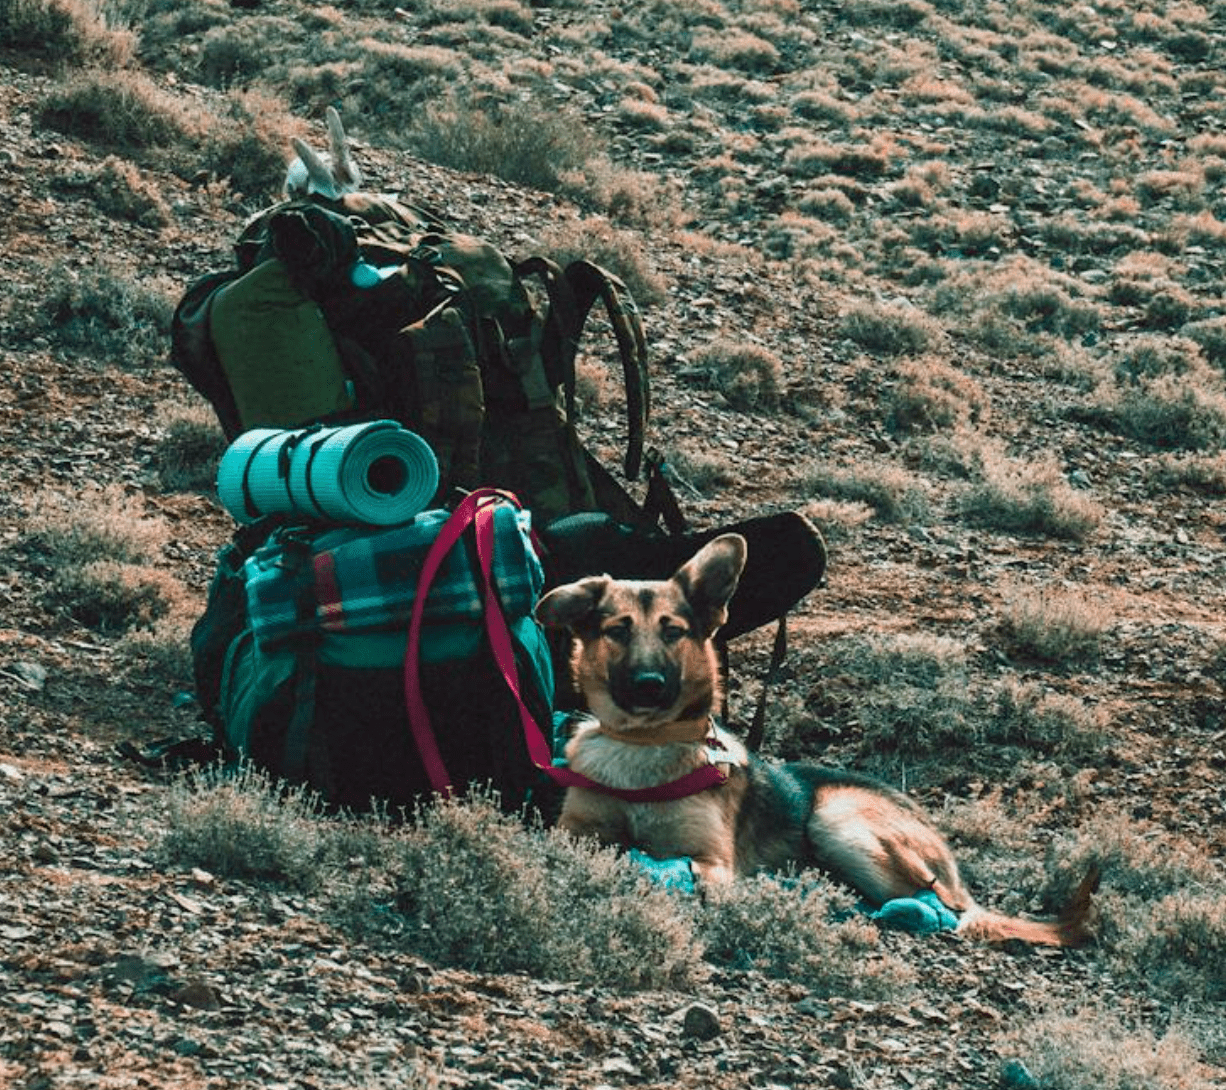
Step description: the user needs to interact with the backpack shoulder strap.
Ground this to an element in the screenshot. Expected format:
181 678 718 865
557 260 650 481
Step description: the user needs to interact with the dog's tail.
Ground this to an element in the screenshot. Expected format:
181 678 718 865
955 864 1100 947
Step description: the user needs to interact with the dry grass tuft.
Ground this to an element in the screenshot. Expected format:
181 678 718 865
997 1007 1217 1090
958 448 1104 541
996 583 1112 667
688 339 784 412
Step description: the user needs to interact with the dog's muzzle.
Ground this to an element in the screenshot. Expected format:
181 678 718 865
611 668 679 713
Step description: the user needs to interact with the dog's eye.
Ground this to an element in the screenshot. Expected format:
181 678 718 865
603 623 632 645
660 622 687 644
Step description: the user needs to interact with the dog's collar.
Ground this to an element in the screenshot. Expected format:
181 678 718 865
596 716 711 747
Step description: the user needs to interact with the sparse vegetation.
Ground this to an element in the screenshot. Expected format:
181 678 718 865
153 403 227 493
392 795 700 990
7 0 1226 1083
997 1008 1217 1090
163 764 329 889
801 459 931 524
688 339 784 412
997 584 1112 666
700 874 913 997
959 448 1104 541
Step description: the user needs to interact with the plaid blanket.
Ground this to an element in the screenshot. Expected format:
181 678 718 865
244 505 542 648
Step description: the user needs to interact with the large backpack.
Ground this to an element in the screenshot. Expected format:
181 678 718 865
192 489 565 815
171 193 655 529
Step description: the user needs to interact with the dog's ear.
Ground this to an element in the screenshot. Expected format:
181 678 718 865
535 576 611 632
673 533 748 638
325 106 361 190
289 137 339 198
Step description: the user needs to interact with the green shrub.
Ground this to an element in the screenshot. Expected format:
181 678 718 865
886 356 987 433
699 874 913 997
802 460 931 524
202 90 300 200
392 795 698 990
959 454 1103 540
688 339 784 412
411 94 595 193
839 300 938 356
39 260 177 366
667 443 736 495
997 1008 1216 1090
1183 316 1226 367
43 559 175 634
23 484 168 568
1101 373 1226 451
537 220 667 306
985 678 1106 755
997 585 1111 667
818 634 980 759
154 404 227 493
39 68 202 155
0 0 134 65
1150 452 1226 496
163 764 327 889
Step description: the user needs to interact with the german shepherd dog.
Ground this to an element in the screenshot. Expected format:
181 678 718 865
535 533 1097 946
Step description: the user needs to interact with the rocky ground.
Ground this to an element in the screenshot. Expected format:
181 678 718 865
3 1 1226 1086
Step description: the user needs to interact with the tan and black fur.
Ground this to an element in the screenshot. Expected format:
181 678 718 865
535 534 1097 947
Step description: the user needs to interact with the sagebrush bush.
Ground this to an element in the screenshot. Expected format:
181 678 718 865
411 95 595 194
55 156 171 228
886 355 987 433
802 459 930 523
39 260 177 365
689 339 784 412
959 453 1103 540
163 764 327 889
667 444 736 495
39 68 202 155
818 634 981 759
116 614 195 690
1097 372 1226 451
393 795 699 990
1113 335 1204 385
154 403 227 493
0 0 135 66
985 677 1106 755
1183 315 1226 367
537 220 667 306
699 874 913 997
997 1008 1217 1090
44 559 176 634
1151 452 1226 496
202 90 302 200
839 300 938 356
24 485 168 569
996 584 1111 667
1118 891 1226 1001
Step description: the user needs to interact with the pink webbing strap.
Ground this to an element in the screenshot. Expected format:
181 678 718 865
406 488 729 802
470 505 729 802
403 489 504 796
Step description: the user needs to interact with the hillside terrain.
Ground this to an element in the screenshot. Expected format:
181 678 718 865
2 0 1226 1087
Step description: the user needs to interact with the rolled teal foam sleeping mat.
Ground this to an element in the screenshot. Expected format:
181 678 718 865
216 420 439 527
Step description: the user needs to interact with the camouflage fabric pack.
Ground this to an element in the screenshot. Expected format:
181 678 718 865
172 192 652 527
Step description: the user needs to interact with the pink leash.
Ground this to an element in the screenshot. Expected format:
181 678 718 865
405 489 728 802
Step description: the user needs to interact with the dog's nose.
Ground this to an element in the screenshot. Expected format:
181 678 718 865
627 671 669 707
